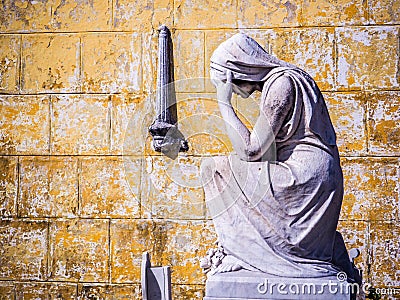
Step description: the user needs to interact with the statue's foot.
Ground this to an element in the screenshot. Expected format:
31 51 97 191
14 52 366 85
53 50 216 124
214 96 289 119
200 243 245 275
208 255 243 276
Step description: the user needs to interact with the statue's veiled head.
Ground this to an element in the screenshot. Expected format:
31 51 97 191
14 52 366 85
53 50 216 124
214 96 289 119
210 33 296 97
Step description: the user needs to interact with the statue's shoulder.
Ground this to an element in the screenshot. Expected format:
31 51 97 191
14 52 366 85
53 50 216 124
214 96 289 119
263 71 296 100
271 73 294 88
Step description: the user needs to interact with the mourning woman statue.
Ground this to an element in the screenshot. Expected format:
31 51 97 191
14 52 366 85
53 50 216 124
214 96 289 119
200 33 360 284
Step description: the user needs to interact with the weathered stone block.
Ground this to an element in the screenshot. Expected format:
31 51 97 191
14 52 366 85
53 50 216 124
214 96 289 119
341 158 399 221
80 157 141 218
176 93 233 155
110 220 156 283
238 0 301 28
51 95 110 155
0 95 50 155
51 0 112 31
172 284 205 300
240 28 336 90
113 0 173 31
367 91 400 156
274 28 335 91
19 156 78 218
174 0 236 29
324 92 367 155
0 35 20 93
142 32 159 95
15 282 77 299
144 29 207 94
0 282 15 299
161 221 217 285
82 33 141 93
336 27 399 89
302 0 368 26
141 156 205 219
369 0 400 24
0 156 17 217
21 34 80 93
112 220 216 285
78 284 140 299
0 220 48 280
111 94 150 155
370 221 400 287
0 0 52 32
49 219 109 282
173 31 205 92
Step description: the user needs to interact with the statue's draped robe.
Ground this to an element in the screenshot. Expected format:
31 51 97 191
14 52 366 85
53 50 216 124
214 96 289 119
203 33 354 279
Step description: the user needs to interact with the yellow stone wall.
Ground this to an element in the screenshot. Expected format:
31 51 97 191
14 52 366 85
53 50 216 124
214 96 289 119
0 0 399 298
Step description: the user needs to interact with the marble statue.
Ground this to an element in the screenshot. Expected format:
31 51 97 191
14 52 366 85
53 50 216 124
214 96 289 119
200 33 361 299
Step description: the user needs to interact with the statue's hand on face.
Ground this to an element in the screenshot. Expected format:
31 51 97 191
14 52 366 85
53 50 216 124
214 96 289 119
211 71 233 106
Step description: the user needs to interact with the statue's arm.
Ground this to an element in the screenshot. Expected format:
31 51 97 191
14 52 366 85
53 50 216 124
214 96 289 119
218 75 294 161
258 75 295 138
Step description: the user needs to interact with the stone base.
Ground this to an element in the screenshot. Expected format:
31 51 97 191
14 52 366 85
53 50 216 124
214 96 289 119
204 270 357 300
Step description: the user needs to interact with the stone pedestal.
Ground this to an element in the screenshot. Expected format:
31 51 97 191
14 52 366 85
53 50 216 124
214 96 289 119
204 270 356 300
